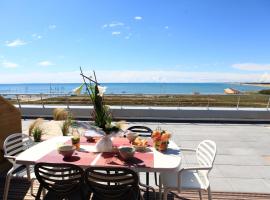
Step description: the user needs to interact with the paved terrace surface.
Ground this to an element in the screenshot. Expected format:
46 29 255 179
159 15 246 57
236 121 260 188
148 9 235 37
22 121 270 193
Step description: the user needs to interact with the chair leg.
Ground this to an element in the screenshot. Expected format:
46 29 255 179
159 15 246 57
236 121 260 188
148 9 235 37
26 165 31 181
163 189 169 200
3 167 14 200
146 172 149 200
207 186 212 200
159 174 163 200
199 190 202 200
35 185 43 200
30 178 36 196
154 172 159 186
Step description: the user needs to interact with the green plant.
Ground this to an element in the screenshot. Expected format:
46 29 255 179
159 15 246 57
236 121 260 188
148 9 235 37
79 68 120 134
32 127 42 142
61 112 74 136
259 89 270 95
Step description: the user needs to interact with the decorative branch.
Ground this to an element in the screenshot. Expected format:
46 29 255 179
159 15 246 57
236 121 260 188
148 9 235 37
80 67 95 103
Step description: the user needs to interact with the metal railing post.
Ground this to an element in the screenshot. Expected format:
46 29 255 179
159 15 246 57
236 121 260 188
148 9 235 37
40 93 45 108
207 95 210 110
267 96 270 111
178 97 181 110
66 94 70 110
118 95 121 109
16 94 21 111
236 96 240 110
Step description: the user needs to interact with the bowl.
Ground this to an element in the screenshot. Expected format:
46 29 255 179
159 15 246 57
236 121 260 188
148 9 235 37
118 146 135 160
133 145 147 152
126 131 138 143
58 145 76 158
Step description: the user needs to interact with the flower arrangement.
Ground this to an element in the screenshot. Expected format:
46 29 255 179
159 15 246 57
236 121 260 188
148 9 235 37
151 129 171 151
77 68 121 134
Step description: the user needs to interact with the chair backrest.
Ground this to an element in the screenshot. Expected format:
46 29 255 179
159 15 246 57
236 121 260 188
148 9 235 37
34 162 84 199
196 140 217 169
85 166 140 200
127 126 152 137
3 133 34 164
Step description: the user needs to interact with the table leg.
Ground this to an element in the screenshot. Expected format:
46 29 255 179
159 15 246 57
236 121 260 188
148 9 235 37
146 172 149 200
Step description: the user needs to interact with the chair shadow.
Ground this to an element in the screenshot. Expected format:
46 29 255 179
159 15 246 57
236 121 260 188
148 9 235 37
0 177 30 200
164 148 181 155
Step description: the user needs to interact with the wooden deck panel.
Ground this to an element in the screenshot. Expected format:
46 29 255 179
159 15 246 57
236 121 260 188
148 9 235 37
0 177 270 200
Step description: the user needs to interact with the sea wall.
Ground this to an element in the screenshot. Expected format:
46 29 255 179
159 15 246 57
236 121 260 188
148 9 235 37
18 105 270 122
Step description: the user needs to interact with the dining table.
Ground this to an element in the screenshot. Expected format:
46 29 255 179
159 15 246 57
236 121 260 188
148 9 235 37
16 134 182 198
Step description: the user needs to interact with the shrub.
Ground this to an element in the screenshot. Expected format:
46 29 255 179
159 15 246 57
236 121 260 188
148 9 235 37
53 108 69 120
29 118 44 136
61 113 74 136
32 127 42 142
259 89 270 95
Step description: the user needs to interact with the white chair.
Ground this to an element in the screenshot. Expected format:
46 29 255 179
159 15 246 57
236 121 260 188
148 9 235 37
160 140 217 200
3 133 36 200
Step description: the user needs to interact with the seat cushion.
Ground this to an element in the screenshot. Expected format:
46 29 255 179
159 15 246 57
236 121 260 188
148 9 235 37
160 170 208 190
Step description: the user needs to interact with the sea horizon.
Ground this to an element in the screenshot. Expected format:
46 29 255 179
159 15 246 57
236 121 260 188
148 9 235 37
0 82 269 95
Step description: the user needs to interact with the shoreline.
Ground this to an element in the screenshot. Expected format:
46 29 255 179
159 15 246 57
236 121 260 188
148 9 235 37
241 83 270 88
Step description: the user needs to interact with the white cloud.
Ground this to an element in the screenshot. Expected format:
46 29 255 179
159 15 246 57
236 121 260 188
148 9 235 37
124 33 132 40
112 31 121 35
103 22 124 29
32 33 42 40
1 61 18 68
0 70 266 83
48 24 56 30
134 16 143 20
38 61 54 66
109 22 124 27
232 63 270 71
5 39 27 47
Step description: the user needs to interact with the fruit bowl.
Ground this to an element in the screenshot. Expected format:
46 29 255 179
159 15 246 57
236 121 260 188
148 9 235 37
118 146 135 160
133 145 147 152
58 145 76 158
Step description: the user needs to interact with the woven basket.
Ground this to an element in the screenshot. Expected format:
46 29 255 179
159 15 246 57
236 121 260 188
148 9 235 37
0 96 22 163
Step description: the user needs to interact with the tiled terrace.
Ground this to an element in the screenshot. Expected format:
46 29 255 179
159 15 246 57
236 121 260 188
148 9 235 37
21 121 270 193
1 121 270 199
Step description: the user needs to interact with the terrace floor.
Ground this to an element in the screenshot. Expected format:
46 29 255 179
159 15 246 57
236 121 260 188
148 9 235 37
14 121 270 196
1 177 270 200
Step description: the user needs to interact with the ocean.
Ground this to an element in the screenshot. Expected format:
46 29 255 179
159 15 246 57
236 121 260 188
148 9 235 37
0 83 268 95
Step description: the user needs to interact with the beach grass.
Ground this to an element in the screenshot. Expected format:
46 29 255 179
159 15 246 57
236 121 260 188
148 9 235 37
8 94 270 108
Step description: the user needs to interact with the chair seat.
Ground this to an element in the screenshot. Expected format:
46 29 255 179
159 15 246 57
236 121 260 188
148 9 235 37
161 170 209 190
12 165 35 179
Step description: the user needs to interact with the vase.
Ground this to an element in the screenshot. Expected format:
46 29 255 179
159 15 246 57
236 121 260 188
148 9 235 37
154 141 168 151
95 134 113 152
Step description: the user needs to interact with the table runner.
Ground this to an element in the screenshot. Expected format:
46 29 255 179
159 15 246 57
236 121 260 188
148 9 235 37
36 149 98 166
95 151 154 168
37 136 154 168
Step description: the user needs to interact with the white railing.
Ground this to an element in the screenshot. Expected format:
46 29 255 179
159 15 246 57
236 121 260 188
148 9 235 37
1 93 270 111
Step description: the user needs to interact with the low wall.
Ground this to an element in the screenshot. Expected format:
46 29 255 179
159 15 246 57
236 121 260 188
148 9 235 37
18 105 270 122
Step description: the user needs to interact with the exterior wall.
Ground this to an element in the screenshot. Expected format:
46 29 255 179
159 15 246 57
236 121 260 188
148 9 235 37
0 97 22 162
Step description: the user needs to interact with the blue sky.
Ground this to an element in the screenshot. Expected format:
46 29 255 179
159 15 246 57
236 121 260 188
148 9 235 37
1 0 270 83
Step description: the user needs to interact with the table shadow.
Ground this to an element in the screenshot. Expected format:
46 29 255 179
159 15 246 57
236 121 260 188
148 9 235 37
63 156 80 162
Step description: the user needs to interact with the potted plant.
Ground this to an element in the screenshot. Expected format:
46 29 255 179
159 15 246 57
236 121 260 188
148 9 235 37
32 127 43 142
76 68 124 152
